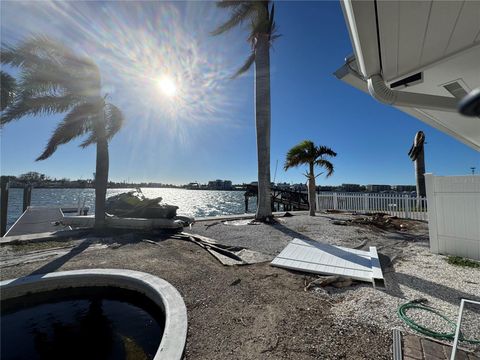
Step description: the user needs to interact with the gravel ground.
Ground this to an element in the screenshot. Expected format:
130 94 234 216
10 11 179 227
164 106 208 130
187 212 428 262
1 212 479 358
188 212 480 352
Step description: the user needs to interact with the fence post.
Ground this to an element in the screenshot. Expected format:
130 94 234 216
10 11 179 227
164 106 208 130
1 179 9 237
333 192 338 210
404 195 410 219
363 194 368 213
424 173 438 253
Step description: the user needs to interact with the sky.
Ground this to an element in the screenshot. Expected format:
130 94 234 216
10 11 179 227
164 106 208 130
1 1 479 186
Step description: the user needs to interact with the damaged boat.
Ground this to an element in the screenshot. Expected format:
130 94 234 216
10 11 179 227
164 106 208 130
63 190 194 230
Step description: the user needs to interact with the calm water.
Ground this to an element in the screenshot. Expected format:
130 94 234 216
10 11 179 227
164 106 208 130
4 188 255 229
1 287 164 360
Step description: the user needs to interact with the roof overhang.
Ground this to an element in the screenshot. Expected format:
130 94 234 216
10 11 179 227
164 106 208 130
335 0 480 151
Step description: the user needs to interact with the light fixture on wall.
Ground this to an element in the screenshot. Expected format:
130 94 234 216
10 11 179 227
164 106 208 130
458 88 480 117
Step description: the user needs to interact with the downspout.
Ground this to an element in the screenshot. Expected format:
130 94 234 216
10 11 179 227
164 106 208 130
367 74 458 112
341 0 459 112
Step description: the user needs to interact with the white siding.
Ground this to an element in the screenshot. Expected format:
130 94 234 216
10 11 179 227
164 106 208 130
425 174 480 260
271 238 384 286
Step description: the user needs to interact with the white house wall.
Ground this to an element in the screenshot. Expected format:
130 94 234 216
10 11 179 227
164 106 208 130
425 174 480 260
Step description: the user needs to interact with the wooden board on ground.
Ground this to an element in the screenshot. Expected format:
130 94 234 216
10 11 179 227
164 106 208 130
270 238 384 287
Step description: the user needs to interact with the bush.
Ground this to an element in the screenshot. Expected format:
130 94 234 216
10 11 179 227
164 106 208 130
446 256 480 268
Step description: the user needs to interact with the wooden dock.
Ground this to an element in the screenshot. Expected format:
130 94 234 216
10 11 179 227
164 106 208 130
244 185 310 212
4 206 84 237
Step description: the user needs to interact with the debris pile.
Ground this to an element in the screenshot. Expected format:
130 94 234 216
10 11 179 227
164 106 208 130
331 213 410 231
305 275 354 292
105 189 179 219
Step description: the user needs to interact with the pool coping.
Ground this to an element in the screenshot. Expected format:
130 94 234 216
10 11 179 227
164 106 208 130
0 269 188 360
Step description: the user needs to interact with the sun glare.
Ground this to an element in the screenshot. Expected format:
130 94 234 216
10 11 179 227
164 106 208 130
157 75 178 97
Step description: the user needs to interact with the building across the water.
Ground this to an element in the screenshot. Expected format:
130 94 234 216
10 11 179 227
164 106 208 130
207 180 232 190
340 183 364 192
366 184 391 192
391 185 416 192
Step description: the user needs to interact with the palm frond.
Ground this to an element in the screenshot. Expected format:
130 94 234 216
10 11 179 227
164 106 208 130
20 63 87 96
284 140 315 170
1 35 103 128
1 95 80 125
316 145 337 158
104 103 124 139
1 45 47 69
2 36 101 94
217 1 247 9
285 140 336 177
1 71 16 111
36 102 97 160
2 36 65 69
232 51 255 78
248 1 273 37
2 36 97 72
268 2 275 33
79 132 97 148
315 159 335 177
79 102 124 147
211 2 256 36
268 4 281 44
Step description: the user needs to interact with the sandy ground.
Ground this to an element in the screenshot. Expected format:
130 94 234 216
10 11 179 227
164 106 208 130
1 212 479 359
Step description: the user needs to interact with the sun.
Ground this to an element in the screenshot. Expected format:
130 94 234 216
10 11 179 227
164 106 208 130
157 75 178 97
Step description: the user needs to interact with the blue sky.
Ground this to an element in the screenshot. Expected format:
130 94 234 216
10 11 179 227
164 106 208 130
1 1 478 185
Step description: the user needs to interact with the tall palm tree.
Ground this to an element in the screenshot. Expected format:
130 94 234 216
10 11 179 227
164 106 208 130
212 1 279 221
1 71 16 110
408 131 426 207
1 36 124 228
284 140 337 216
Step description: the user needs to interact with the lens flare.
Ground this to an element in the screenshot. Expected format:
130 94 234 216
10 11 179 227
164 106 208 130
157 75 178 98
1 1 250 172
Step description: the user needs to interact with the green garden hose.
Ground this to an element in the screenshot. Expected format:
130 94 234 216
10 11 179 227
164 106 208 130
397 302 480 344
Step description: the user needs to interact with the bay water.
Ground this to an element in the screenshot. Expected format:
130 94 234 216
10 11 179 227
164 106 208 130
3 188 256 230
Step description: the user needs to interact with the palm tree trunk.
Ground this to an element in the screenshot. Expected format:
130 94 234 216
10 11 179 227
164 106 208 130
94 111 109 228
415 147 426 198
308 163 316 216
254 34 272 221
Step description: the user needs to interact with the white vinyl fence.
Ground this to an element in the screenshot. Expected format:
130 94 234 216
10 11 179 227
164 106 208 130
316 192 428 220
425 174 480 260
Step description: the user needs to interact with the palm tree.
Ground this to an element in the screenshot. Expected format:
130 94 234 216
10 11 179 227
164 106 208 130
284 140 337 216
212 1 279 221
408 131 426 210
1 36 124 228
1 71 16 110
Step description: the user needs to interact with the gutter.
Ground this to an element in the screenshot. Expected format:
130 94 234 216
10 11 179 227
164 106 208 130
340 0 459 112
335 61 458 112
367 74 459 112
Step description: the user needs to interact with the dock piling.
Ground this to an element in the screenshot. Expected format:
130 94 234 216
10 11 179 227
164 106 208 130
1 179 9 237
23 185 32 212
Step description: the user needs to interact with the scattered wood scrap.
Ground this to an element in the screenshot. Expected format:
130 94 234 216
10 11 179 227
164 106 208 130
173 232 273 266
330 213 411 231
304 276 354 291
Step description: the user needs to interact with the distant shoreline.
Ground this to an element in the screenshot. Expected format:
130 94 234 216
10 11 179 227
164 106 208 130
7 185 246 191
